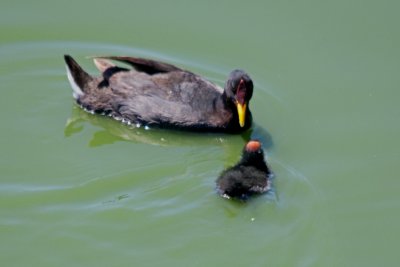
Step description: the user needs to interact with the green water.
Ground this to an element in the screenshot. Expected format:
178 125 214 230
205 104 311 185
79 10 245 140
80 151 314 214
1 0 399 266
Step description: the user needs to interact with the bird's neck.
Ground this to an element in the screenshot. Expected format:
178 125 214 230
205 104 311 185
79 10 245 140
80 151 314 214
240 153 269 172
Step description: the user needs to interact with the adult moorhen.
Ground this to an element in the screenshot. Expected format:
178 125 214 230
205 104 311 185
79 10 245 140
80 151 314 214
64 55 254 132
216 140 272 200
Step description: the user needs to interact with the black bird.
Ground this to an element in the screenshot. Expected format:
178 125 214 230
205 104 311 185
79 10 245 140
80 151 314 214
216 140 272 200
64 55 254 132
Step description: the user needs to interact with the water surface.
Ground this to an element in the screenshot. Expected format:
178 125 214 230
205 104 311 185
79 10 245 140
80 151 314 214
1 1 399 266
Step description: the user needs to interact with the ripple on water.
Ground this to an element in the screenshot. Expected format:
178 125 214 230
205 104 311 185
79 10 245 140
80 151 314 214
0 40 328 266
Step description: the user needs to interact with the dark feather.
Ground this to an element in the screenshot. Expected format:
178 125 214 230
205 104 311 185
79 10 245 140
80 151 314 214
95 56 184 75
64 54 254 132
216 141 271 200
64 55 93 90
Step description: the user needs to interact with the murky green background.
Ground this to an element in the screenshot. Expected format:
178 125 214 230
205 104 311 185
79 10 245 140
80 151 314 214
1 0 399 266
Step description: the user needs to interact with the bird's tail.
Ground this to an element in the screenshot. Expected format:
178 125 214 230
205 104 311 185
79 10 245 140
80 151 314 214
64 55 93 99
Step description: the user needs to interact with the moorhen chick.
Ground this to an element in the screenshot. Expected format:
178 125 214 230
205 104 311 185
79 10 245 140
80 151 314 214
216 140 272 200
64 55 254 132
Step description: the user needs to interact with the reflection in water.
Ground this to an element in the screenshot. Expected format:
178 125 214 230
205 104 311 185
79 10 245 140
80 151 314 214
64 104 273 150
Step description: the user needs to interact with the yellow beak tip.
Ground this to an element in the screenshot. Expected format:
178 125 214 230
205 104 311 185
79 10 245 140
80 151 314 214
236 103 247 128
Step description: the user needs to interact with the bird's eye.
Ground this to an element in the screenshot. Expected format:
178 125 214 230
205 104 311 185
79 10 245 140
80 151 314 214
231 81 237 90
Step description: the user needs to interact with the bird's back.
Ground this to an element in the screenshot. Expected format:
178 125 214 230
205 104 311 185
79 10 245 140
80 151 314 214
78 69 232 129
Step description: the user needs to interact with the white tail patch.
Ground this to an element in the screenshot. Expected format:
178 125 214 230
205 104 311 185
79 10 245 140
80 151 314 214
65 65 84 99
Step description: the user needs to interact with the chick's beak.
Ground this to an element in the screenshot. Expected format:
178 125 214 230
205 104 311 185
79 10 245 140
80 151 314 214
236 101 247 127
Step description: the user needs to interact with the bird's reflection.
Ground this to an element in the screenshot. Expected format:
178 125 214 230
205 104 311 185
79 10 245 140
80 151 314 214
64 105 273 151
